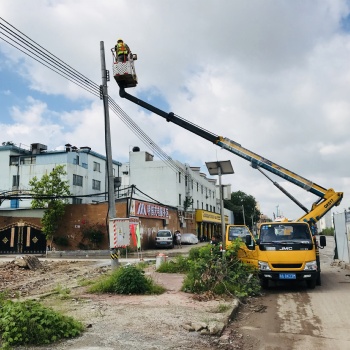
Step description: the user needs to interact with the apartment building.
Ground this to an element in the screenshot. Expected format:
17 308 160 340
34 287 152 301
0 141 122 209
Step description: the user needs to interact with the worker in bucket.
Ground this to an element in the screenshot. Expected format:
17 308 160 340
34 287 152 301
115 39 130 62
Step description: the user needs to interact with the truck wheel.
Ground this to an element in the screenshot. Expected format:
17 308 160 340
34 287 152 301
307 279 316 289
260 279 269 289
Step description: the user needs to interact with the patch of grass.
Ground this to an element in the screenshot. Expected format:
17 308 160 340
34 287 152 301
88 265 165 295
77 278 95 287
52 284 71 300
156 255 189 273
136 261 153 269
213 303 230 313
0 298 84 349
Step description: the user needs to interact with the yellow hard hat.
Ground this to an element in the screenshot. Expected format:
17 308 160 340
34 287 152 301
117 38 123 43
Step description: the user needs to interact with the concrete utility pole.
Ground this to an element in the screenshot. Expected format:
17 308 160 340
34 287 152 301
100 41 118 268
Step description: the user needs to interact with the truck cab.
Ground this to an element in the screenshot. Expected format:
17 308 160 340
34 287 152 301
246 222 326 289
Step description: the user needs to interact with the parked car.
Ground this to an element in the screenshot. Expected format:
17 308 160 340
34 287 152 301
180 233 199 245
155 230 174 249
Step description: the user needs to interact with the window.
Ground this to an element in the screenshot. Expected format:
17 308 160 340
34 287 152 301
92 179 101 190
179 193 182 206
206 204 208 211
93 161 100 172
185 176 188 187
197 183 199 192
9 156 19 165
178 172 181 183
73 156 79 165
201 185 203 194
72 198 82 204
12 175 19 188
73 174 83 186
197 200 199 209
20 156 36 165
11 199 19 208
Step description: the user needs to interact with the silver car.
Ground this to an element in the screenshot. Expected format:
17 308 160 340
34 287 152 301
180 233 199 245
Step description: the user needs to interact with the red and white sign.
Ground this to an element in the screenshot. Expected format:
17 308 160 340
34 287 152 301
108 217 140 249
130 200 169 219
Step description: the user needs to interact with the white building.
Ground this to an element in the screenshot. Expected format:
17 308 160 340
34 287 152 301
317 211 333 232
0 142 122 209
120 147 221 214
0 142 233 232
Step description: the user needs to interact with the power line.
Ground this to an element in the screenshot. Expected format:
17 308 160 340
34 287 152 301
0 17 209 189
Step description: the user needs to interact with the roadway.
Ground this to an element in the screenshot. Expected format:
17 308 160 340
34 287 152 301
228 237 350 349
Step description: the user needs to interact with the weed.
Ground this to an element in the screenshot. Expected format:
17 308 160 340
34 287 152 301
52 284 71 300
77 278 94 287
156 255 189 273
0 298 84 349
88 265 165 295
181 243 261 298
215 304 230 313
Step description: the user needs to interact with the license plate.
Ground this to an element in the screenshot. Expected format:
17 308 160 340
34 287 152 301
279 273 296 279
160 241 167 244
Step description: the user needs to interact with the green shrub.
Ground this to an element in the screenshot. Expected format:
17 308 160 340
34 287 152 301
54 236 69 247
188 246 202 260
88 265 165 295
182 242 260 298
156 255 189 273
0 299 84 349
321 227 334 236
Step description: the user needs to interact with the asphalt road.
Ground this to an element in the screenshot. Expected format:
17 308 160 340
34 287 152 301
228 236 350 350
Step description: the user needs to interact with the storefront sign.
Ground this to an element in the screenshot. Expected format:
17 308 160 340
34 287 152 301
196 210 229 223
130 200 169 219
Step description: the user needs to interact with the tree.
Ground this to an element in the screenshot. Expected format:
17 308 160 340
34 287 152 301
224 190 261 229
29 165 71 241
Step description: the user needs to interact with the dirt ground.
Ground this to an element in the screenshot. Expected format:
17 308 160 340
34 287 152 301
0 257 249 350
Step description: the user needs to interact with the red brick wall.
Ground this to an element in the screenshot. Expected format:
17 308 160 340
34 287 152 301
0 200 197 251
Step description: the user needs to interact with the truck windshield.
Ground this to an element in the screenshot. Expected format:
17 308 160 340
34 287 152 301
260 224 311 243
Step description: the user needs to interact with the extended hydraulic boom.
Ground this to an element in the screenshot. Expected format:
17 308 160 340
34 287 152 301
118 87 343 224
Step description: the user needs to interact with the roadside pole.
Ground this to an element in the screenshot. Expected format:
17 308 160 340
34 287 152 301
100 41 118 269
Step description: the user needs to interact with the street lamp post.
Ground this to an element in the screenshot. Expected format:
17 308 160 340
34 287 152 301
205 160 234 257
242 204 246 226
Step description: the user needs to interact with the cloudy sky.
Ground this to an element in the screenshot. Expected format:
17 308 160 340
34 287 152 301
1 0 350 221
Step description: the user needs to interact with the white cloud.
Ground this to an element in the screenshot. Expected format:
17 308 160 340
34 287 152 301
1 0 350 220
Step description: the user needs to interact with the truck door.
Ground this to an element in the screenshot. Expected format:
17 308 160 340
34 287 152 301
226 225 258 268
